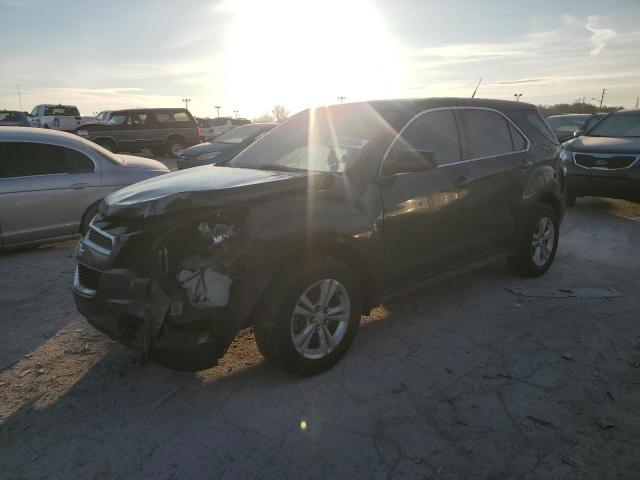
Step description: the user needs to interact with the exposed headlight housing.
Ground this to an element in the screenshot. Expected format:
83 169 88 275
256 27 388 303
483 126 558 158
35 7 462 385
196 151 221 161
559 149 571 162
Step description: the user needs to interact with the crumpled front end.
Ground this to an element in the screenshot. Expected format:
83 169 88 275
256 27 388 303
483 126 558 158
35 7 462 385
72 208 273 370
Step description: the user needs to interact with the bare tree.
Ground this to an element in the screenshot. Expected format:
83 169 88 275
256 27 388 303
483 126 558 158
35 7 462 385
271 105 289 122
252 112 275 123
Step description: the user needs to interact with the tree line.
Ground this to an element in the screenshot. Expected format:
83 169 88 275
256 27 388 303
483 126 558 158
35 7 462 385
537 100 623 117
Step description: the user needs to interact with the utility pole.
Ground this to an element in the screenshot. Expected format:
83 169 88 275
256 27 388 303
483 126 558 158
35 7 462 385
182 98 191 110
337 96 346 104
598 88 606 109
233 109 238 118
214 105 221 117
514 93 523 101
636 97 639 109
16 84 23 111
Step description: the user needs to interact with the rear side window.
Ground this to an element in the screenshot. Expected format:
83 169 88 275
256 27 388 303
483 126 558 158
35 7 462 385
156 111 191 123
0 142 94 177
393 109 461 165
459 109 514 159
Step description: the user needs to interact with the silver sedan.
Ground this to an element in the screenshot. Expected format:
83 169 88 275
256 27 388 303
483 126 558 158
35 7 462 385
0 127 169 249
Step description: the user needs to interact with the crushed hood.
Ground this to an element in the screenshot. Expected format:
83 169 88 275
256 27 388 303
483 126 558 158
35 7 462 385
565 136 640 154
102 165 315 217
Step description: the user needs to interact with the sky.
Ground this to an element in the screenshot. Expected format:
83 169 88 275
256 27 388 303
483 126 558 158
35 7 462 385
1 0 639 118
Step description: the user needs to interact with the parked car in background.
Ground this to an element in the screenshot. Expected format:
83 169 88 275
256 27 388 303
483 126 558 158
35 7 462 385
29 104 82 131
546 113 607 143
75 108 200 158
0 128 168 250
201 116 251 138
177 123 277 170
0 110 32 127
73 98 564 375
561 109 640 206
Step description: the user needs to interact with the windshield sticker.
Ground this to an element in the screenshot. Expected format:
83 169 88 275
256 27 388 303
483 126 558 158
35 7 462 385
334 137 369 149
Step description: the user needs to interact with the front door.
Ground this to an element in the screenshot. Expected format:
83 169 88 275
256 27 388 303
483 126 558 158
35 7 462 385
0 141 99 246
380 108 483 284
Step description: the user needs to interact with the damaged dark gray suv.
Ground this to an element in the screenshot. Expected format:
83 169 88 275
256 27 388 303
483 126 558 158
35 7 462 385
73 98 564 375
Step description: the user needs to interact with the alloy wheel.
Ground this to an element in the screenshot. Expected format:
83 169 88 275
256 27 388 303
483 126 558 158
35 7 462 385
290 278 351 360
531 216 555 267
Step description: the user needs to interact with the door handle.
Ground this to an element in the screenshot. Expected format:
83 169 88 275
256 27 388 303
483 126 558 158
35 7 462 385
70 183 90 190
454 175 470 189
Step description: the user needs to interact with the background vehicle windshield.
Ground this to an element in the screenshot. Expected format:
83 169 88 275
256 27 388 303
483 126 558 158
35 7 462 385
229 104 394 173
586 112 640 137
215 124 271 144
43 106 79 116
547 115 589 132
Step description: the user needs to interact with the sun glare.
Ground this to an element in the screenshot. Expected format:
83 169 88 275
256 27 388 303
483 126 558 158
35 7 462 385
221 0 404 114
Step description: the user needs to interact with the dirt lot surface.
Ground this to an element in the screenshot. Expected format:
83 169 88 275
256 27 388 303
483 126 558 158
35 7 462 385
1 198 639 479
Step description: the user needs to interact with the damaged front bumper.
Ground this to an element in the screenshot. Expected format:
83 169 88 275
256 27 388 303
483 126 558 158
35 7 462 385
72 216 252 371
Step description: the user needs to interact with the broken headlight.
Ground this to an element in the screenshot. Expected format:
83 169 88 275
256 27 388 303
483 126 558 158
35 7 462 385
198 222 235 246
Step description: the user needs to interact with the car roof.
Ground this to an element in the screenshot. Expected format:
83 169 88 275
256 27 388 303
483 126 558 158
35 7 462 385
111 108 188 114
548 113 591 118
608 109 640 116
0 126 91 148
328 97 538 114
37 104 78 108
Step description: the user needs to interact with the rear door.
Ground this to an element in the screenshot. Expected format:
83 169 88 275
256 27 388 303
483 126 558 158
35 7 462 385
380 108 482 283
456 108 529 253
0 142 100 245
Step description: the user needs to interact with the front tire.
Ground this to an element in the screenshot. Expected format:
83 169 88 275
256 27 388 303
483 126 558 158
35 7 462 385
254 255 362 375
509 204 559 277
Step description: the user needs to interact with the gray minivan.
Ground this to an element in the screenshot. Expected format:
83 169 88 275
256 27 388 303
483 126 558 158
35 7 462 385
0 128 169 250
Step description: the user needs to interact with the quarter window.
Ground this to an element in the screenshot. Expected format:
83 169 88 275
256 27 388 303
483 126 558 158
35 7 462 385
0 142 94 178
508 123 527 150
460 110 514 159
393 109 461 165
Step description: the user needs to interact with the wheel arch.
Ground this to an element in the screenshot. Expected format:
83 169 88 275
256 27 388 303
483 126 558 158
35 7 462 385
281 236 379 315
165 132 187 145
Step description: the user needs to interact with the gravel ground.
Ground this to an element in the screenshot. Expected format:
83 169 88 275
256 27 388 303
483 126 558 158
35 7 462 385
1 197 639 479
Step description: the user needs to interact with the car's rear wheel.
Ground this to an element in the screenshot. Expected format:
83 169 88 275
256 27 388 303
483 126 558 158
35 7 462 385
166 138 186 158
254 255 361 375
509 204 559 277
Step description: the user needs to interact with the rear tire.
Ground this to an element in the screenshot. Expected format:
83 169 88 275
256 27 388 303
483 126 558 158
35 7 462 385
254 255 362 375
166 138 186 158
509 204 559 277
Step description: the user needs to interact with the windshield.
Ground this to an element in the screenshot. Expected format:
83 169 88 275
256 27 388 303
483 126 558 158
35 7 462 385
215 124 272 144
44 106 79 116
229 104 395 173
546 115 589 133
586 112 640 137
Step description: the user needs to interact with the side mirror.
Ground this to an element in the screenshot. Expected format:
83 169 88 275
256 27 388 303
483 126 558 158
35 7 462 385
383 149 437 176
573 130 584 138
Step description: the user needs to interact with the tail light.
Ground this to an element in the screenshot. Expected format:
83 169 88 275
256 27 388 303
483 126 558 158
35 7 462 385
53 117 60 127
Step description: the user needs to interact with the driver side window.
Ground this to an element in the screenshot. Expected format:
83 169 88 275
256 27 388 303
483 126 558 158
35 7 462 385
392 109 461 166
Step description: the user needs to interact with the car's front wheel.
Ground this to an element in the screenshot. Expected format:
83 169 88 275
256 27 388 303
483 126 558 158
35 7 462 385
255 255 362 375
509 204 559 277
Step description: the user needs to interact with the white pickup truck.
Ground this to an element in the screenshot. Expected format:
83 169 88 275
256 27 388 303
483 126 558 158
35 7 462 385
30 104 83 131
